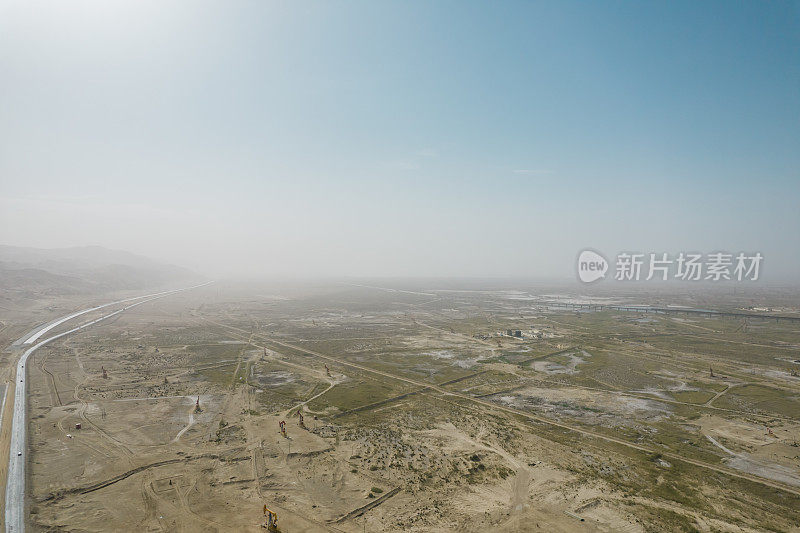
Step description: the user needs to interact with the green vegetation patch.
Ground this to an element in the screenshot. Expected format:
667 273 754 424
715 384 800 418
307 379 408 413
671 390 715 404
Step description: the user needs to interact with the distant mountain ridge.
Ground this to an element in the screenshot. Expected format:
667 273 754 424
0 245 200 296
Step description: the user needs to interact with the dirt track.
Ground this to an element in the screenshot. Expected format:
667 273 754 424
200 317 800 498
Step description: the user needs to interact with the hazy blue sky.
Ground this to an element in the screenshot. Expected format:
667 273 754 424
1 1 798 279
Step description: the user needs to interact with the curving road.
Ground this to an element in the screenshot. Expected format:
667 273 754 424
4 283 211 532
17 287 200 347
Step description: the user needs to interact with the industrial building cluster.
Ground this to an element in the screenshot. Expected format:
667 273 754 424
472 327 549 341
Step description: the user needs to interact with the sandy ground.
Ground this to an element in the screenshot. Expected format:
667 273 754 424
1 283 798 531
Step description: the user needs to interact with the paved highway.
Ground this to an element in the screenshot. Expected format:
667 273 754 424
18 287 197 347
4 283 210 532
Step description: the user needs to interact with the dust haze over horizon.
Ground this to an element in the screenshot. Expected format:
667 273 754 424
1 1 798 282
